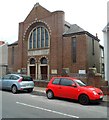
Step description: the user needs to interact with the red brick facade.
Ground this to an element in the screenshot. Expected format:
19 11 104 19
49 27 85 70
8 3 101 81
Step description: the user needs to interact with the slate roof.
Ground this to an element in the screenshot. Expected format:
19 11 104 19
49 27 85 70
63 24 100 42
63 24 85 35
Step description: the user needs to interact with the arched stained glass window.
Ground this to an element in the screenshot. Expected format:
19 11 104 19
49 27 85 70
28 26 50 49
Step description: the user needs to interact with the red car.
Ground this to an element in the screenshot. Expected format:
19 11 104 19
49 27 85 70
46 77 104 105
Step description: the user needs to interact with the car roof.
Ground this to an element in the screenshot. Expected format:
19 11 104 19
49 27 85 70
51 77 77 80
6 74 28 77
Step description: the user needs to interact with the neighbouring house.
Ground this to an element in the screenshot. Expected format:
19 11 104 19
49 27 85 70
8 3 103 82
103 23 109 85
0 41 8 77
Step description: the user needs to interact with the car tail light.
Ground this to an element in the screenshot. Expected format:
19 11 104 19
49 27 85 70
18 78 22 83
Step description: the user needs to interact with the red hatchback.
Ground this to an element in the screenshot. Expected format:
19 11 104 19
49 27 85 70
46 77 104 105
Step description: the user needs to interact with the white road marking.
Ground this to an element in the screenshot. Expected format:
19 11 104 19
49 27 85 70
16 101 79 118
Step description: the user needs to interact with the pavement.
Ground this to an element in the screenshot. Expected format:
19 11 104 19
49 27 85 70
33 87 109 102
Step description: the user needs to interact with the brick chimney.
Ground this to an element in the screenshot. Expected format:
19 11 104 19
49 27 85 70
96 33 98 38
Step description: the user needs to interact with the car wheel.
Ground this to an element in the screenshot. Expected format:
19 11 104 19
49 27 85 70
27 88 33 93
11 85 17 94
46 90 54 99
79 94 89 105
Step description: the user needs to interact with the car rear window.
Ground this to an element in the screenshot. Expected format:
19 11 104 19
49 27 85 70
22 76 33 81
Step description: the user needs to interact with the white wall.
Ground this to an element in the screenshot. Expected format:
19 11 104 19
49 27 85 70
0 43 8 77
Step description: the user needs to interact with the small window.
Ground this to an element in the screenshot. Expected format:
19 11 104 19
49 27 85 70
30 58 35 64
40 57 47 64
60 78 73 86
52 78 60 85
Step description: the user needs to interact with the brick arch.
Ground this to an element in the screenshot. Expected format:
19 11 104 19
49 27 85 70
27 57 37 64
23 20 51 41
38 56 49 64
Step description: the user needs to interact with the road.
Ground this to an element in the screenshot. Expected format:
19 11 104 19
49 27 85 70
1 90 108 119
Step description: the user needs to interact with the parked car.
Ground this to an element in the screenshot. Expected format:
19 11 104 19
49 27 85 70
0 74 34 94
46 77 104 105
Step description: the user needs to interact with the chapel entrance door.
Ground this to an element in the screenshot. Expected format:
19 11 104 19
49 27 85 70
41 66 47 80
30 66 35 79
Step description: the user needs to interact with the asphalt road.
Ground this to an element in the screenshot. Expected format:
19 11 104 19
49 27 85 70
1 90 108 119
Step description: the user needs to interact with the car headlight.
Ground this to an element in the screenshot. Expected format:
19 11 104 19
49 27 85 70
93 91 98 95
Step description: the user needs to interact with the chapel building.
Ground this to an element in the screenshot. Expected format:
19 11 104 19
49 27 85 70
8 3 102 80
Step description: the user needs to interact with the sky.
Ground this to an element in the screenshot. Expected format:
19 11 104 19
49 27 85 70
0 0 108 45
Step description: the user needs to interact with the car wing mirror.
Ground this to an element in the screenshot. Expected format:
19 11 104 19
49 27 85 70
72 84 77 87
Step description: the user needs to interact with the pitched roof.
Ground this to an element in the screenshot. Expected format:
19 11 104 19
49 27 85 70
63 24 85 35
8 41 18 46
63 24 100 42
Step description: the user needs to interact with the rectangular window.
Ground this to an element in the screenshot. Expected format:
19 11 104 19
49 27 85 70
92 39 95 55
12 47 14 65
72 37 77 63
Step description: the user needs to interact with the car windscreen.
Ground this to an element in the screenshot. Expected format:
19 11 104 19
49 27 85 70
22 76 33 81
75 79 87 86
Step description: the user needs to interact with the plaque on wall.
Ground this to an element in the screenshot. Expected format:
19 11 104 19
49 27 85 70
28 49 49 56
51 69 57 74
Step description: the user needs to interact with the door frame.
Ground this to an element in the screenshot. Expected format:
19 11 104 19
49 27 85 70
38 64 49 80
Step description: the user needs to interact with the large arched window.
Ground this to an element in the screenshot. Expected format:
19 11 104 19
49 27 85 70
28 26 50 49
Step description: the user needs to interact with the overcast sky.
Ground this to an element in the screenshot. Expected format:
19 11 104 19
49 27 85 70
0 0 108 45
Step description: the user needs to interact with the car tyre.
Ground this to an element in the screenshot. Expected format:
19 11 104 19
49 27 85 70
46 90 54 99
11 85 17 94
79 94 89 105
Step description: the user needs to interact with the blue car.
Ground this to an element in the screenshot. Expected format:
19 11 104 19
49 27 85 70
0 74 34 93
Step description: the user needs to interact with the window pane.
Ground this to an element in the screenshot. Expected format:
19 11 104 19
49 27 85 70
29 33 32 49
33 29 36 48
37 27 40 48
41 27 44 48
72 37 77 63
45 29 49 47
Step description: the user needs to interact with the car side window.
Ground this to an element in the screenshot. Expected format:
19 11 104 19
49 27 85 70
52 78 60 85
3 75 11 80
11 75 19 80
60 78 74 86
